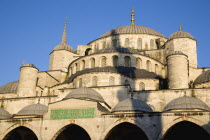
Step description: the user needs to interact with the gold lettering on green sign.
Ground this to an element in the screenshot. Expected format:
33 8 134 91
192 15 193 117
50 108 95 120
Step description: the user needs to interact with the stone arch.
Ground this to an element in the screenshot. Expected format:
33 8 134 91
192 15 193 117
102 41 106 49
81 60 85 70
100 119 152 140
146 60 152 72
79 78 82 87
85 48 91 56
90 57 95 68
1 123 39 140
124 56 131 67
157 117 210 140
112 55 119 67
112 39 118 47
136 57 142 69
51 123 93 140
101 56 107 67
139 82 145 90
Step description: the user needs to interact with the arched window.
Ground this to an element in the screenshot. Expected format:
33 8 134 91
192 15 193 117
155 64 159 74
96 43 99 51
113 55 119 67
109 76 115 85
74 63 78 73
85 48 91 56
76 63 80 71
137 38 142 50
81 60 85 70
146 60 152 72
90 58 95 68
79 78 82 87
136 58 142 69
124 56 131 67
139 82 145 90
112 39 118 47
125 38 129 47
145 43 149 50
101 56 106 67
150 39 155 49
125 80 129 85
92 76 97 86
103 41 106 49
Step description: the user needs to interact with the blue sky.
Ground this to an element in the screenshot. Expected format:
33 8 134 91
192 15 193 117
0 0 210 86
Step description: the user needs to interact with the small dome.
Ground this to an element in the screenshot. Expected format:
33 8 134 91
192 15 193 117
100 24 165 38
22 63 36 68
17 104 48 116
112 98 153 113
163 96 210 112
168 30 194 40
194 70 210 85
53 43 73 52
0 108 12 119
63 87 105 102
0 81 18 94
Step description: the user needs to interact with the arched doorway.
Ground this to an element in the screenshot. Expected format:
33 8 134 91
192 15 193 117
55 124 91 140
3 126 38 140
163 121 210 140
105 122 148 140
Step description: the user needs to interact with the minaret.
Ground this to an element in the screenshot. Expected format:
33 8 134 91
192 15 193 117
49 18 76 71
131 7 135 25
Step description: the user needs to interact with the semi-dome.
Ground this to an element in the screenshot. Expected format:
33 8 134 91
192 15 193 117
64 87 105 102
100 24 165 38
53 43 73 52
163 96 210 112
0 108 12 119
0 81 18 94
112 98 153 113
194 69 210 85
168 26 194 40
17 104 48 116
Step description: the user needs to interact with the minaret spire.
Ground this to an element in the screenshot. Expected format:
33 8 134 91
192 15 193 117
131 7 135 25
61 17 68 44
179 24 183 31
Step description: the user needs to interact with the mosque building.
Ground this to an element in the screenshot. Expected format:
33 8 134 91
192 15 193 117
0 8 210 140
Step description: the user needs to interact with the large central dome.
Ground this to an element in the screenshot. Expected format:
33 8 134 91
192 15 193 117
100 24 165 38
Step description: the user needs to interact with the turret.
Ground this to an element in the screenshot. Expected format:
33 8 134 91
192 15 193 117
167 51 189 89
165 25 197 68
17 63 38 97
49 18 78 71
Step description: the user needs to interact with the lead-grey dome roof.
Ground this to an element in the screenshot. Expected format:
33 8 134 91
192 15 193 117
168 30 194 40
112 98 153 113
17 104 48 116
22 63 37 68
194 69 210 85
0 108 12 119
100 24 165 38
53 43 73 52
0 81 18 94
163 96 210 112
64 87 105 102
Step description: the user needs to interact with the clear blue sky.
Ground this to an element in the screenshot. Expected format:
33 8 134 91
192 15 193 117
0 0 210 86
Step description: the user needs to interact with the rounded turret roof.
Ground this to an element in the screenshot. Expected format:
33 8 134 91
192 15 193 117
0 108 12 119
63 87 105 102
163 96 210 112
17 104 48 116
112 98 153 113
53 43 73 52
22 63 36 68
168 30 194 40
194 69 210 85
0 81 18 94
100 24 165 38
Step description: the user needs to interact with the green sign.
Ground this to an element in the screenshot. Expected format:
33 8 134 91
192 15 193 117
50 108 95 120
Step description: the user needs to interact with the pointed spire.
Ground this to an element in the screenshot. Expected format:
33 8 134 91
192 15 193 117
179 24 182 31
131 7 135 25
61 17 68 44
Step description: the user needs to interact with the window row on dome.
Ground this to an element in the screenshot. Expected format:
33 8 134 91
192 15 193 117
88 37 161 54
69 55 163 76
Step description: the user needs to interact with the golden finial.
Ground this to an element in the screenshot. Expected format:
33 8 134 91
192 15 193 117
179 24 182 31
61 17 68 44
131 6 135 25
